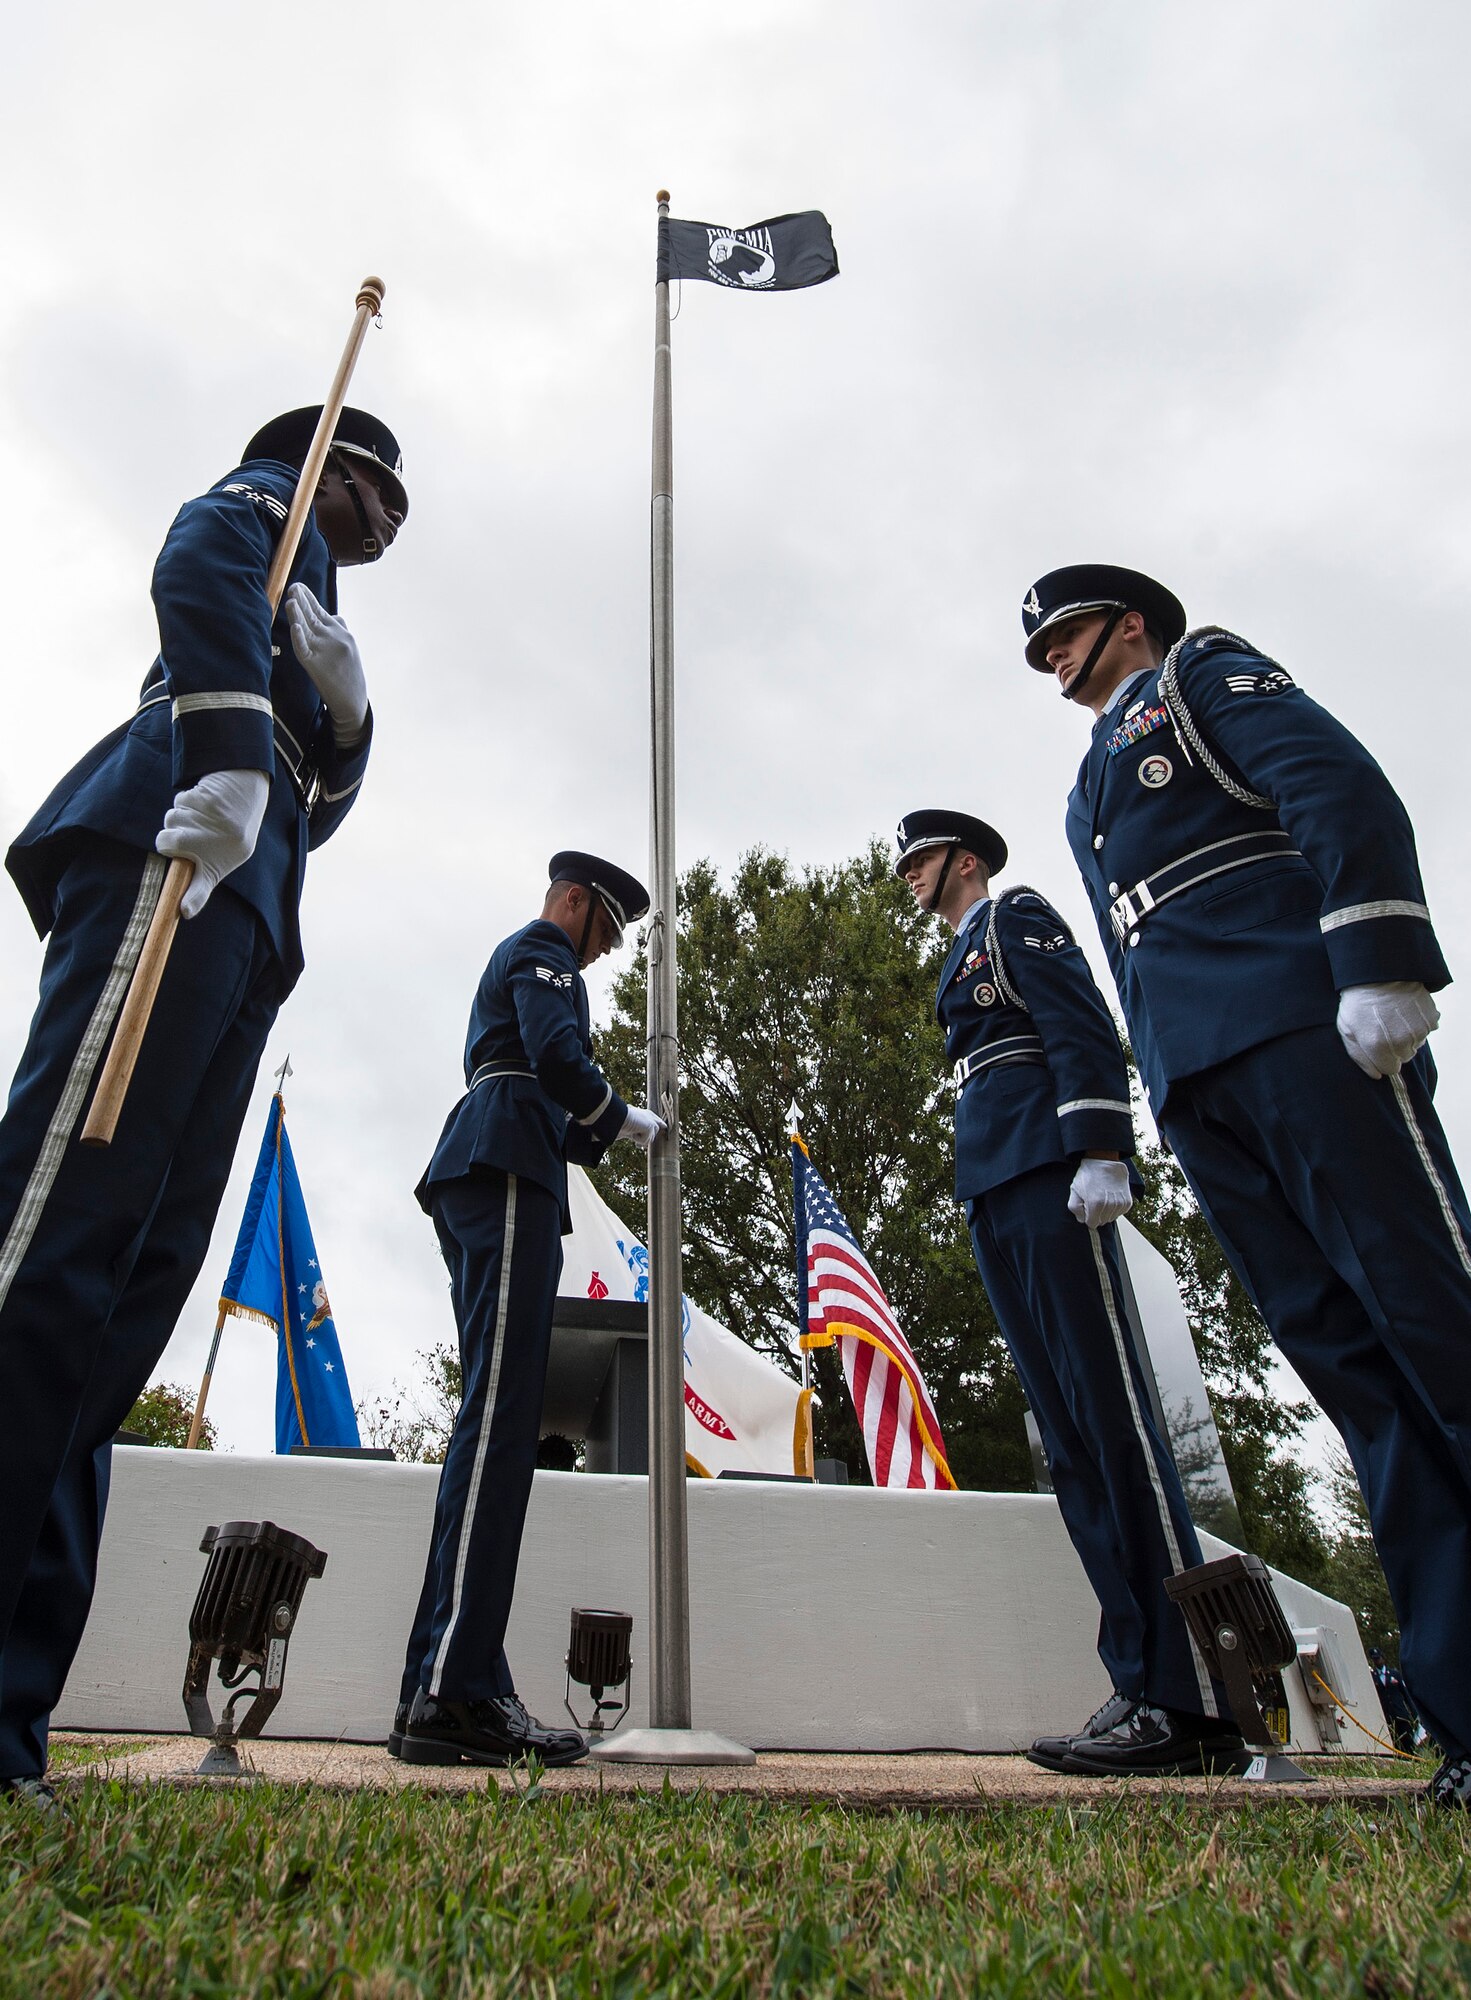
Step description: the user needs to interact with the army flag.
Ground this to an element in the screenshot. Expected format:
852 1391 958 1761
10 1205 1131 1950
657 211 838 291
220 1092 360 1453
792 1125 955 1491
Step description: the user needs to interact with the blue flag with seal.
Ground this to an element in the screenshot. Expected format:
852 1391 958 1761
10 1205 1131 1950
220 1092 360 1453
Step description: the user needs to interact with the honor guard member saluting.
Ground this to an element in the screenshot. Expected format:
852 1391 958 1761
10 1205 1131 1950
1027 561 1471 1809
0 406 406 1809
896 812 1241 1776
394 853 664 1769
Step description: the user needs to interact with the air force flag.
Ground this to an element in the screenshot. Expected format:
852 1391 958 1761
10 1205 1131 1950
220 1093 360 1454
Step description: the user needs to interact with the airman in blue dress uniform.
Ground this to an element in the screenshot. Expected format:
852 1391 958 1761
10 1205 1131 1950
395 852 664 1769
0 406 407 1807
1027 561 1471 1807
895 811 1239 1776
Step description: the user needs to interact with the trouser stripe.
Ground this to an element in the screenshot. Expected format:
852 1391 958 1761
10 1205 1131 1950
1087 1228 1218 1718
429 1172 518 1697
0 855 166 1316
1392 1074 1471 1283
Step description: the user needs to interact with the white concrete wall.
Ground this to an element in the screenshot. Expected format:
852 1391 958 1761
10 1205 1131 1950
55 1448 1381 1754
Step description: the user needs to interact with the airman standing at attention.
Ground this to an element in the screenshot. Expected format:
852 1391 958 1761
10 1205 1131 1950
1026 561 1470 1809
895 810 1238 1777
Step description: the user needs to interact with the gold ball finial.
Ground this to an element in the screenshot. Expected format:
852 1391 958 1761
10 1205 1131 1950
656 189 670 204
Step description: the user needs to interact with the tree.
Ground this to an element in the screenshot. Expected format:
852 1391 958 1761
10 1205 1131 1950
1318 1444 1401 1663
123 1381 214 1450
356 1346 460 1464
590 845 1033 1490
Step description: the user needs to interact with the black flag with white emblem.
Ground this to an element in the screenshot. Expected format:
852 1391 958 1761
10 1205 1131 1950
657 211 838 291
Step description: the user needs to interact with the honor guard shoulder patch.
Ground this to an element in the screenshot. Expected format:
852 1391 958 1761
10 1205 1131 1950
1138 753 1174 788
1224 668 1296 697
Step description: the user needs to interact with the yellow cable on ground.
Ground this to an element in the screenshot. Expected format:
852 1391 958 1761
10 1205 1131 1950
1309 1667 1419 1760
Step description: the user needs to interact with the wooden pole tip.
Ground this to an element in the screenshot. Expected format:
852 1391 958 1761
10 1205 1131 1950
357 275 387 312
656 190 670 205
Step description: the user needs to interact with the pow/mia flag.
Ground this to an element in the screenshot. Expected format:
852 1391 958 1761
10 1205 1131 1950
657 210 838 291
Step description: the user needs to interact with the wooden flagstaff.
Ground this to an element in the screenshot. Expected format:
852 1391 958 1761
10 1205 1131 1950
80 277 387 1148
185 1310 227 1450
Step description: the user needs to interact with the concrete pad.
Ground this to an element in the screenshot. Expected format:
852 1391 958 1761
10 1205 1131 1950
58 1732 1425 1812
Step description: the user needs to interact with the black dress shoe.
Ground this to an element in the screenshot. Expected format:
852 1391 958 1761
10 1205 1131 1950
1429 1756 1471 1811
386 1703 409 1759
1027 1691 1139 1773
401 1690 589 1768
1060 1703 1247 1777
1 1775 65 1815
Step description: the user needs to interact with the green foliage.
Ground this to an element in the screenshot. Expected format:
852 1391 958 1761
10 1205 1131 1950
2 1782 1469 1996
1321 1444 1404 1664
357 1345 462 1464
121 1382 213 1451
591 844 1030 1490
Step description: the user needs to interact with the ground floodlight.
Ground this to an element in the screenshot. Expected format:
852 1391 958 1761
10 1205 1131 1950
183 1519 328 1776
565 1607 633 1737
1164 1552 1310 1782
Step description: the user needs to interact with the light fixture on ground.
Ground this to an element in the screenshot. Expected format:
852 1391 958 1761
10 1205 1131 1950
565 1606 634 1738
183 1519 328 1776
1164 1552 1311 1782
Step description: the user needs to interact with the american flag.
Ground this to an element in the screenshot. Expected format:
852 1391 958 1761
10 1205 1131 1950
792 1127 955 1491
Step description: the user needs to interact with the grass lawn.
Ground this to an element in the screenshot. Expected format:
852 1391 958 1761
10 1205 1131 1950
2 1768 1467 1998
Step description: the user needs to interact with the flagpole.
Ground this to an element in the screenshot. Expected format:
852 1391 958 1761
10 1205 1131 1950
592 191 751 1766
186 1310 226 1449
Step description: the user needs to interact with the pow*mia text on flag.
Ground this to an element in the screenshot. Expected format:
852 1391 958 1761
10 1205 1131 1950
792 1129 955 1491
657 211 838 291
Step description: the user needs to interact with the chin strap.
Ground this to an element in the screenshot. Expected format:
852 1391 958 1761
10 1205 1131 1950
577 896 598 967
330 449 382 562
924 842 959 915
1060 606 1124 702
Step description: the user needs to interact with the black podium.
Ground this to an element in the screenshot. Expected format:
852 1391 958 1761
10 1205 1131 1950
540 1298 649 1475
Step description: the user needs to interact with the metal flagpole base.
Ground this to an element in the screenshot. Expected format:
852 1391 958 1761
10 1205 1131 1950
589 1727 755 1766
1240 1750 1311 1783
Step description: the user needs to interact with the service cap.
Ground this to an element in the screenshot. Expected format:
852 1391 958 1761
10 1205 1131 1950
549 851 650 944
1022 564 1184 670
894 810 1007 878
242 405 408 518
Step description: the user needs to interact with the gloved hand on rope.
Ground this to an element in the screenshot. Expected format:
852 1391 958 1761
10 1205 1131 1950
285 583 369 742
1067 1156 1133 1230
1337 982 1440 1080
618 1106 667 1151
156 769 270 919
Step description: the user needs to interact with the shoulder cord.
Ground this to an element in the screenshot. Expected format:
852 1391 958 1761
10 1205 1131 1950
983 885 1074 1013
1158 628 1277 812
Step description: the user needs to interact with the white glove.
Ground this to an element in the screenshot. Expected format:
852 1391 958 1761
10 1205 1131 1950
1337 981 1440 1080
1067 1157 1133 1230
156 769 269 919
284 583 368 742
617 1106 667 1151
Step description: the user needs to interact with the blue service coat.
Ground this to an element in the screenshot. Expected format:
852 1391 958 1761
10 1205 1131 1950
417 918 629 1227
6 458 371 986
1065 628 1450 1112
939 889 1135 1200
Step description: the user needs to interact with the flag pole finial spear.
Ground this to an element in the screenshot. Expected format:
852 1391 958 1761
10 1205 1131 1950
274 1054 293 1098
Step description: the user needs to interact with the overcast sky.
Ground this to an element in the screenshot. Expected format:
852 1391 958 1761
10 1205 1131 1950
2 3 1468 1469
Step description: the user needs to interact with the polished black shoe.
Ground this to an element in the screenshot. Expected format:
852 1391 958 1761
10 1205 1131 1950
1429 1756 1471 1811
1 1775 66 1815
1060 1703 1248 1777
400 1690 589 1768
1027 1691 1139 1774
386 1703 409 1759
